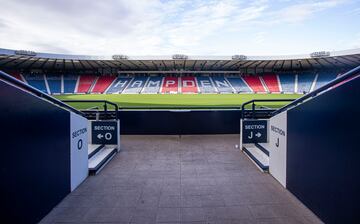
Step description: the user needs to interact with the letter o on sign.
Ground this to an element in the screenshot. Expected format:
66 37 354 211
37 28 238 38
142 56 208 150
105 133 112 140
77 139 83 150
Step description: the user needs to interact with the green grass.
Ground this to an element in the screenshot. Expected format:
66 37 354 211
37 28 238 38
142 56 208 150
55 94 302 110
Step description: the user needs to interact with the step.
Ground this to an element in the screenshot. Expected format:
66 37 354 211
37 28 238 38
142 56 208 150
255 143 269 156
243 144 269 172
89 147 117 175
88 144 104 159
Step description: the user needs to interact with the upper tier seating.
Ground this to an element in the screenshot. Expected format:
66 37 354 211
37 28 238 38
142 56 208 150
314 71 338 90
92 76 116 93
122 76 148 94
278 73 295 93
142 76 163 93
262 74 280 92
63 75 78 93
24 74 48 93
297 73 316 93
46 74 61 94
242 75 266 92
77 75 96 93
181 77 198 93
226 77 252 93
196 76 217 93
107 77 132 93
212 76 233 93
161 77 178 93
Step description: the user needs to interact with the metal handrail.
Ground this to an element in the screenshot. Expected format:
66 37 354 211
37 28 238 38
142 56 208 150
272 65 360 116
241 99 295 119
0 71 85 117
62 100 119 120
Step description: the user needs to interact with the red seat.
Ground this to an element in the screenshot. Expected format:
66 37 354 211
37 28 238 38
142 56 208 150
9 71 23 81
77 75 96 93
161 77 178 93
242 76 266 92
91 76 116 93
181 77 198 93
262 74 280 92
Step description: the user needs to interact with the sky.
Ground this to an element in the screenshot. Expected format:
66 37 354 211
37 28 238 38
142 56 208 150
0 0 359 56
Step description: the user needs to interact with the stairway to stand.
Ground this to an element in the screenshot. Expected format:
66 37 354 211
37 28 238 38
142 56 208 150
243 143 269 172
88 144 117 175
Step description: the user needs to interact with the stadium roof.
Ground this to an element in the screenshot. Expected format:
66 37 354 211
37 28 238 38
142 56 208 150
1 48 360 72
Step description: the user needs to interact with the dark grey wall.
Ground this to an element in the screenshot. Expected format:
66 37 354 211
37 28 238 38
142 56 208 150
0 80 71 223
286 77 360 223
118 110 241 134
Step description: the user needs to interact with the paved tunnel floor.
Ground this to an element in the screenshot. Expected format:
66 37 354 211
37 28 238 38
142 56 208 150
41 135 322 224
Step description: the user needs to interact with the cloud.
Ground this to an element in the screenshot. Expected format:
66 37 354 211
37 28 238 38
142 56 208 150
0 0 352 55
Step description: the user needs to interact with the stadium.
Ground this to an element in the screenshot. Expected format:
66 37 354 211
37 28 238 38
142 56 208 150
1 1 360 224
2 48 358 108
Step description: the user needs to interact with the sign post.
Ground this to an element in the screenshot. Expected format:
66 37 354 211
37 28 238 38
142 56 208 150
91 120 120 151
241 119 268 145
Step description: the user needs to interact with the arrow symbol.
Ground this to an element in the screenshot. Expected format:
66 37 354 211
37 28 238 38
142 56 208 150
275 138 279 147
97 134 104 139
255 132 261 138
248 131 253 139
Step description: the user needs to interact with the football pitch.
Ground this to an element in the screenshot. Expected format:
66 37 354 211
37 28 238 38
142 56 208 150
55 94 302 110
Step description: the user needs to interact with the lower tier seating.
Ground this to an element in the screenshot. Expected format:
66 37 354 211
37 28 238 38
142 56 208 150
15 72 342 95
262 74 280 92
242 76 266 92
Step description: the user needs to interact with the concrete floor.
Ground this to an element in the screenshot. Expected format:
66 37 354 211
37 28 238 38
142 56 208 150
41 135 322 224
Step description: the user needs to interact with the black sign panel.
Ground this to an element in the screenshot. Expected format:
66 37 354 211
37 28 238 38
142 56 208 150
91 121 118 145
242 119 268 143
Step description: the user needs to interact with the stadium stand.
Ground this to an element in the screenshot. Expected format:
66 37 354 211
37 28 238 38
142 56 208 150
9 72 346 95
297 72 316 93
262 74 280 92
106 77 132 93
181 77 198 93
8 71 23 81
278 73 295 93
46 74 61 94
142 76 162 93
314 71 338 90
212 76 234 93
226 77 252 93
24 74 48 93
242 75 266 92
161 77 178 93
196 76 217 93
91 75 116 93
122 76 148 93
63 75 78 94
77 75 96 93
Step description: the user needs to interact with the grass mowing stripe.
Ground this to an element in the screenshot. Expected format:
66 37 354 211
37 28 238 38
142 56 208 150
54 94 302 110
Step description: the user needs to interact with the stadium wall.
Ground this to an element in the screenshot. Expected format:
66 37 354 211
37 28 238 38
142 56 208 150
118 110 242 134
0 78 88 223
286 75 360 223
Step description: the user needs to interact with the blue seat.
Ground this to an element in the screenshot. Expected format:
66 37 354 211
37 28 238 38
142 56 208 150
123 76 148 93
47 75 61 94
297 73 316 93
196 76 216 93
314 72 338 90
279 73 295 93
227 77 252 93
24 74 47 93
107 77 132 94
212 76 233 93
142 76 163 93
63 75 78 94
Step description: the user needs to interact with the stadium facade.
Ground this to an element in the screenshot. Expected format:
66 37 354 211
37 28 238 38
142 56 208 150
1 48 360 95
